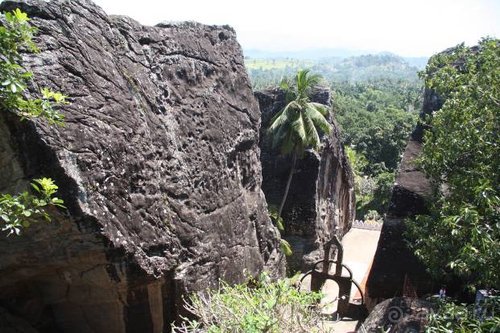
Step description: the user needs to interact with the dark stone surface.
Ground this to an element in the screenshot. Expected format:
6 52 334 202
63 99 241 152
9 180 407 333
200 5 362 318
365 142 434 306
359 297 434 333
365 73 440 306
0 0 284 332
256 87 355 272
0 307 39 333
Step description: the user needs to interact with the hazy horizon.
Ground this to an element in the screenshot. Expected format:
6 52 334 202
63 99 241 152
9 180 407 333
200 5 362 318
90 0 498 57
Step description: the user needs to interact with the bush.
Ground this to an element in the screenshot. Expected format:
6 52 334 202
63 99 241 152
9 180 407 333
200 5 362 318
172 274 332 333
426 297 500 332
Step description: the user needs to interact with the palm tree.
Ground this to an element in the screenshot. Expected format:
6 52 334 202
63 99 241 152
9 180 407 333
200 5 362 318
268 69 332 219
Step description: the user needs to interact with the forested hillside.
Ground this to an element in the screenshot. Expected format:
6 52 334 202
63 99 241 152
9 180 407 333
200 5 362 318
246 53 424 89
247 54 423 219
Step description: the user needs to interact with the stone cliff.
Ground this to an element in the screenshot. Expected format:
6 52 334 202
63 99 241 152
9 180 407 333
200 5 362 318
365 82 441 306
0 0 284 331
256 87 355 272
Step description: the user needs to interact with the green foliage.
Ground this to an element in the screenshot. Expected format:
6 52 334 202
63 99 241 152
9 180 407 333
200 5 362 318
334 81 420 172
246 58 315 90
0 9 67 236
0 178 65 236
268 205 293 256
279 239 293 257
333 75 420 219
407 38 500 288
318 53 421 83
345 146 395 219
268 69 332 155
425 297 500 332
172 274 330 333
268 205 285 231
0 9 66 124
250 55 421 221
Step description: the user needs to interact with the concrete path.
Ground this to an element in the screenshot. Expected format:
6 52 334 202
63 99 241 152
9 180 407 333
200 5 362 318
301 227 381 332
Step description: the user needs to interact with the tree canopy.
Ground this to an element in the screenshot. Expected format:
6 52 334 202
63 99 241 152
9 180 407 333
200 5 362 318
408 38 500 288
268 69 332 156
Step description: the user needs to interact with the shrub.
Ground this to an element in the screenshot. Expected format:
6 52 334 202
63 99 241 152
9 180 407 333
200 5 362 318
172 274 332 333
426 297 500 332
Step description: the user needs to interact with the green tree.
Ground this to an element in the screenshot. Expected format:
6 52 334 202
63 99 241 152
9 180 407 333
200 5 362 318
334 82 419 172
407 38 500 288
268 69 332 219
0 9 66 235
345 145 395 219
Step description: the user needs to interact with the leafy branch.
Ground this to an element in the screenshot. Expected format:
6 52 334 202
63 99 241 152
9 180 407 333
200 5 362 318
0 9 67 235
0 178 65 236
1 8 66 125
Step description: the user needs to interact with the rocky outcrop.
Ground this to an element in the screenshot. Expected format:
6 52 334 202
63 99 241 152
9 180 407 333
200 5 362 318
256 87 355 272
0 0 284 332
360 297 434 333
365 82 441 306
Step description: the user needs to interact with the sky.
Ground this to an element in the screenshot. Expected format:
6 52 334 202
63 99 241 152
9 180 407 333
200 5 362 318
92 0 500 57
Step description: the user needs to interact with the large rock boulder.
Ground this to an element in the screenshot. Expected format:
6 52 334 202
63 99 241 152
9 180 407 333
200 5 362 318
359 297 434 333
0 0 284 332
365 78 442 307
256 87 355 272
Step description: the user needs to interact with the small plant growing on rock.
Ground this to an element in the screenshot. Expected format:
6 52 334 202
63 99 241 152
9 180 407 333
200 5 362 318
268 205 293 256
0 178 65 236
0 9 67 235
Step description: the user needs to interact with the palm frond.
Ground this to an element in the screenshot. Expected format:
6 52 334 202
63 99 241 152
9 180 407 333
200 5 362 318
268 101 296 133
303 114 320 149
268 69 330 156
309 102 330 117
305 73 322 89
272 121 290 149
305 104 332 135
291 112 307 144
295 69 310 97
280 77 297 102
280 239 293 256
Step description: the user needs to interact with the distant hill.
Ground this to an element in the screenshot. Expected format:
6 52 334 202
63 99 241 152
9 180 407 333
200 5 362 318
245 53 425 89
316 53 421 82
244 48 370 59
244 48 429 70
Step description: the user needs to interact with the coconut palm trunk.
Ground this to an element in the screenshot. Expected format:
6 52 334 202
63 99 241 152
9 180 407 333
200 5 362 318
277 152 297 218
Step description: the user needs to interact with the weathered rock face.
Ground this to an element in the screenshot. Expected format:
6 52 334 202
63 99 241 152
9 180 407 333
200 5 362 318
360 297 434 333
256 87 355 272
0 0 284 331
365 86 440 306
